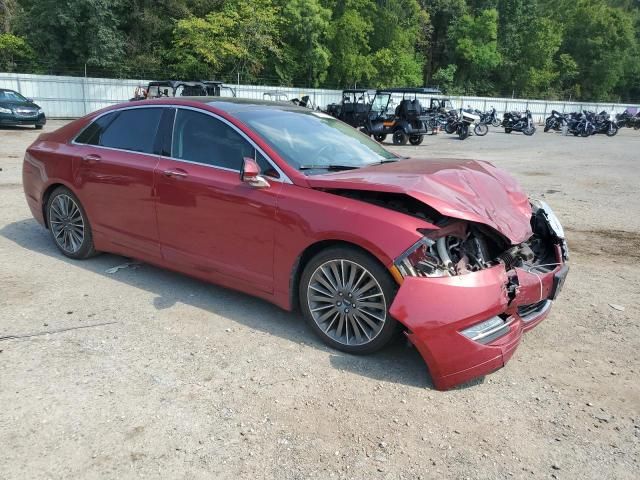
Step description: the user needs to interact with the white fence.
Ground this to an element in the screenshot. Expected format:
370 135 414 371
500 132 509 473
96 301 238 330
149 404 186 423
1 72 638 121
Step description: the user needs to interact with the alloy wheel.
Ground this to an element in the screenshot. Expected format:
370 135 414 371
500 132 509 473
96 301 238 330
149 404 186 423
307 259 387 346
49 194 85 253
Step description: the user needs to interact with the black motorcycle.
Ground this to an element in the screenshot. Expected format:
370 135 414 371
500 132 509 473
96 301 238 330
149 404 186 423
593 111 618 137
478 107 501 127
616 110 640 129
502 110 535 135
544 110 566 132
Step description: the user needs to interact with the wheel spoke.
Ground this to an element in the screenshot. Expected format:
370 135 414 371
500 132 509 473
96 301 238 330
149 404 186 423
307 259 386 347
50 194 85 254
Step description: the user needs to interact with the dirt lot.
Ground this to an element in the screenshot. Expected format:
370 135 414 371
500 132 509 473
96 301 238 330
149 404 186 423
1 121 638 480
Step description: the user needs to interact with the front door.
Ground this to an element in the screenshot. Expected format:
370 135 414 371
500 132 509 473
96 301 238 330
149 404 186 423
154 108 282 292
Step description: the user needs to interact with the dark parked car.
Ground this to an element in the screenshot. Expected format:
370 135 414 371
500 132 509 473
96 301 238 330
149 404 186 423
0 88 46 129
22 98 568 390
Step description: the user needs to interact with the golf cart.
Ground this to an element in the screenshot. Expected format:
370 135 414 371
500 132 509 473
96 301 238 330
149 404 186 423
132 80 236 100
263 91 290 102
362 87 442 145
325 89 374 128
201 80 237 97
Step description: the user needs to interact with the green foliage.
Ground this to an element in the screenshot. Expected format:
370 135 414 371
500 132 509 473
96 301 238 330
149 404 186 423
170 0 282 80
16 0 125 71
4 0 640 100
0 32 32 71
274 0 332 87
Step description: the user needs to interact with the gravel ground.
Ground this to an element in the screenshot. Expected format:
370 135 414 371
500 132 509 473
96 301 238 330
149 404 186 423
1 121 638 480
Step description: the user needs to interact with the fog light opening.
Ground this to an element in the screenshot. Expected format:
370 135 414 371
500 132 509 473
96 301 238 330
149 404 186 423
461 316 510 345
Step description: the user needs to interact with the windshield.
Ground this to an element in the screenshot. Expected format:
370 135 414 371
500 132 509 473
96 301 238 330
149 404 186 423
371 93 390 113
0 90 27 102
236 109 397 174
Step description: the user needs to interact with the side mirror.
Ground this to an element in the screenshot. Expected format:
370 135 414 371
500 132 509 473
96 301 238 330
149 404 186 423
240 157 270 188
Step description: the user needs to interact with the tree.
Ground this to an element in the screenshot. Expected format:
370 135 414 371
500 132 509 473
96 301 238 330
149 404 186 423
0 0 16 33
369 0 427 87
15 0 125 73
323 0 377 87
419 0 466 84
274 0 332 87
0 32 33 71
170 0 282 80
448 8 501 94
560 0 637 100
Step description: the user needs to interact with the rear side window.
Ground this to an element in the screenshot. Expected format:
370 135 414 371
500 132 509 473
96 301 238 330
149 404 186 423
76 108 162 154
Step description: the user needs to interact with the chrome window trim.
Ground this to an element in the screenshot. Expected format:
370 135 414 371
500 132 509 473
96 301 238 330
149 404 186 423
71 103 292 184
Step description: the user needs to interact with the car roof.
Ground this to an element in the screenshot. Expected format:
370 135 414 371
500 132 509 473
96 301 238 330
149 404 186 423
183 96 312 114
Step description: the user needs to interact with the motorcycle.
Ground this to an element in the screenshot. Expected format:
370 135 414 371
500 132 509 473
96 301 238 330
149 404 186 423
502 110 536 135
478 107 501 127
544 110 566 132
593 111 618 137
445 109 481 140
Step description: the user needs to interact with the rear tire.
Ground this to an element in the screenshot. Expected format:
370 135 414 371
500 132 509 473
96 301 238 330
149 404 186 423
299 246 398 354
374 133 387 143
392 129 408 145
409 134 424 145
46 186 98 260
35 125 43 130
458 124 470 140
504 128 512 134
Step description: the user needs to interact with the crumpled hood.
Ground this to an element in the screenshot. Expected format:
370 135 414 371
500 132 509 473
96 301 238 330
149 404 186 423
306 158 533 244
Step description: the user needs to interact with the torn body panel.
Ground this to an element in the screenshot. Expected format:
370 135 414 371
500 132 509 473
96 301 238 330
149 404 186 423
389 202 568 390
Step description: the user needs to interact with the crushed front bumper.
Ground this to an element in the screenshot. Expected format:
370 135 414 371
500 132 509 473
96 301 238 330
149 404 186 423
389 246 568 390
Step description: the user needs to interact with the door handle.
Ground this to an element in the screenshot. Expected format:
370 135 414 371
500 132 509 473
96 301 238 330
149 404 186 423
82 154 101 163
162 168 188 178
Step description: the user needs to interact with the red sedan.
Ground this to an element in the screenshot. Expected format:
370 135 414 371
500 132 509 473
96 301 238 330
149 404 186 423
22 98 569 390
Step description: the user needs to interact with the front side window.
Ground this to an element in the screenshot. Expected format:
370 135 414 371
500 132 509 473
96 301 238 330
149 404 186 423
171 109 254 171
76 108 162 154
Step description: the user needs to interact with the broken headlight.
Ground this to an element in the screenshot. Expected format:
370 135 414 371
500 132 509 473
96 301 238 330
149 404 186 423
391 236 452 280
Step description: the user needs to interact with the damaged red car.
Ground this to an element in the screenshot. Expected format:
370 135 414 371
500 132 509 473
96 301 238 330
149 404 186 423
22 98 569 390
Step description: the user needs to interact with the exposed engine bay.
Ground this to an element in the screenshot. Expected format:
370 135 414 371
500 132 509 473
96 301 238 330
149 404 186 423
327 190 566 279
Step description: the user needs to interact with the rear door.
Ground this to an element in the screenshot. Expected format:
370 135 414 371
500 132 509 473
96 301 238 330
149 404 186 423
72 106 164 259
154 108 283 292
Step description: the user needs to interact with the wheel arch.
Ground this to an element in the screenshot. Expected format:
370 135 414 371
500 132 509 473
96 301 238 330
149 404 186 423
289 239 394 313
41 182 74 229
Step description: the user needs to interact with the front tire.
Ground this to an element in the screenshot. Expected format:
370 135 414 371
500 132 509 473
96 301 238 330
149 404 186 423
46 186 97 259
458 124 470 140
299 246 398 354
35 125 44 130
474 123 488 136
523 125 536 136
606 123 618 137
374 133 387 143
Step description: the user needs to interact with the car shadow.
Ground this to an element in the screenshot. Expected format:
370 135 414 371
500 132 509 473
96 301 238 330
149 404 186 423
1 217 435 390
